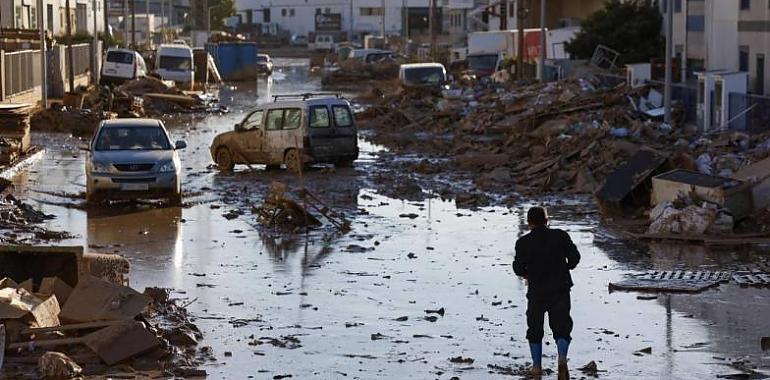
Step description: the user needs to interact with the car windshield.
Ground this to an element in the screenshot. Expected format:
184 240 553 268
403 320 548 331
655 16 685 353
256 56 268 63
95 126 171 151
159 56 192 71
106 51 133 64
468 55 499 71
404 67 445 85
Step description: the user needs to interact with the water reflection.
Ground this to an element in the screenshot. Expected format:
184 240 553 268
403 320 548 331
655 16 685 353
87 206 183 268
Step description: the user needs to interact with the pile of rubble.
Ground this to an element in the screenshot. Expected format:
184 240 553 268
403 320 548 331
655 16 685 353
0 246 209 378
0 180 72 243
253 182 350 233
322 57 403 85
358 72 770 239
0 104 33 165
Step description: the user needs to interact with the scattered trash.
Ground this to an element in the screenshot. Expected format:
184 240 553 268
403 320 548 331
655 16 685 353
38 351 82 379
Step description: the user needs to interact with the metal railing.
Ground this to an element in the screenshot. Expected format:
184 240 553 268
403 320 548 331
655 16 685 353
3 49 42 98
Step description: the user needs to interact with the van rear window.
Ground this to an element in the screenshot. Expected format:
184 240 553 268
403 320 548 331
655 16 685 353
159 56 192 71
332 106 353 127
106 51 134 64
310 106 330 128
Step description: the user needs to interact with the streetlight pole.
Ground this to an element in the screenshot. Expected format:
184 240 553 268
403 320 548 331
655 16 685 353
664 0 673 123
65 0 75 92
93 0 100 85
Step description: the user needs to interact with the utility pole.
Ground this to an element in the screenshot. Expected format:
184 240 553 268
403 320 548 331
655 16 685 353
348 0 353 42
161 0 165 44
664 0 673 123
65 0 75 92
103 0 109 42
38 0 47 108
93 0 100 85
539 0 545 81
145 0 150 48
430 0 436 60
380 0 385 37
516 0 525 79
130 0 136 48
500 0 507 30
123 0 129 46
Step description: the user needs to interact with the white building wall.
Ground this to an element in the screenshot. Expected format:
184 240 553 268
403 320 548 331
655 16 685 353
705 0 739 73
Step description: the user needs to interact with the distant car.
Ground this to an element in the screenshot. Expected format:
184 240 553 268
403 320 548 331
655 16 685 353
84 118 187 204
256 54 273 75
100 48 148 86
155 44 194 90
347 49 395 63
210 94 359 172
399 63 447 88
290 34 308 46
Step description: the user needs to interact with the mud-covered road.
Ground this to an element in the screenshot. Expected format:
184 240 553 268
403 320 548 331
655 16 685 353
5 59 770 379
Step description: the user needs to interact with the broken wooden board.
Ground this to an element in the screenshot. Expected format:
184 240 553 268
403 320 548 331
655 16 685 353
609 278 721 293
0 288 60 327
594 149 670 215
8 321 160 366
59 275 151 323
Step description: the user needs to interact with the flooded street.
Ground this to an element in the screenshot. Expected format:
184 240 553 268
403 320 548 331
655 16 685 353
7 59 770 379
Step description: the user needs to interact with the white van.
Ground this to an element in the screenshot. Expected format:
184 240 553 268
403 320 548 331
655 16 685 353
100 48 147 86
312 35 334 51
155 44 194 90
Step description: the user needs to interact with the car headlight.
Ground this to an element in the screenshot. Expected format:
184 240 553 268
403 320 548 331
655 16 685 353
91 162 112 173
156 161 176 173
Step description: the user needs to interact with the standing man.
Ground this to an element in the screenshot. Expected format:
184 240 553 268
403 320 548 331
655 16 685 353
513 207 580 379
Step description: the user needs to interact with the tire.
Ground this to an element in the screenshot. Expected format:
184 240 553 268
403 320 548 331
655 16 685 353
168 190 182 206
284 149 303 173
337 159 355 168
216 147 235 171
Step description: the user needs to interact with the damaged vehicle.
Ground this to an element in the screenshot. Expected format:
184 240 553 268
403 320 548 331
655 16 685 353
210 93 359 172
83 119 186 204
399 63 447 88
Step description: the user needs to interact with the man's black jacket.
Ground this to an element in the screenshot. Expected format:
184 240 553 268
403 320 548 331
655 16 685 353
513 226 580 298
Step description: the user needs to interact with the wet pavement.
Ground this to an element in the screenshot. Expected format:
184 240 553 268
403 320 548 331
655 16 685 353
5 59 770 379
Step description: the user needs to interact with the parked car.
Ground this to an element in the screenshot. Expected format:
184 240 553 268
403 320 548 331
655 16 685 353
290 34 308 46
399 63 447 88
83 118 187 204
155 44 194 90
312 34 334 51
100 48 147 86
210 93 359 172
256 54 273 75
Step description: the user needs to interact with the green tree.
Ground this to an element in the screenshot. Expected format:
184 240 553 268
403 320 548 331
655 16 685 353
565 0 664 65
208 0 236 30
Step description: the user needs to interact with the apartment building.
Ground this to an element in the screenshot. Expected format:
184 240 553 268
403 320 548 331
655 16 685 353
670 0 770 95
1 0 106 36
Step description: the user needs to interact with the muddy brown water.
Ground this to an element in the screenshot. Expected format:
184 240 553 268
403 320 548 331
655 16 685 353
5 59 770 379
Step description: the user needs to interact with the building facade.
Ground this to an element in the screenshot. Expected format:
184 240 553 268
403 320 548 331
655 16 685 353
669 0 770 95
1 0 106 37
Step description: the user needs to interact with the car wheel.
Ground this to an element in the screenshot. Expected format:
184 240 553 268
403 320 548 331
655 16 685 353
169 190 183 206
284 149 303 173
216 147 235 171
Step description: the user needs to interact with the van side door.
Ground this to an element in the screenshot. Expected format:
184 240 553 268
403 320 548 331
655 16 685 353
264 107 303 164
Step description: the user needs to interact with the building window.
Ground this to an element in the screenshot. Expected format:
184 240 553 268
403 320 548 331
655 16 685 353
47 4 54 30
740 46 750 72
316 8 321 15
360 7 383 16
674 0 682 13
263 9 271 23
325 8 331 14
289 8 295 17
281 8 287 17
740 0 750 10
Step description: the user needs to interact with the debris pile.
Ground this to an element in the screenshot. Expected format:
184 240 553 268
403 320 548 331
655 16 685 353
0 103 33 165
253 182 350 232
0 266 208 378
0 180 71 243
322 56 402 85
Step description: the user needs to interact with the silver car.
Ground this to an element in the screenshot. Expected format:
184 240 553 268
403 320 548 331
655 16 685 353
83 119 186 204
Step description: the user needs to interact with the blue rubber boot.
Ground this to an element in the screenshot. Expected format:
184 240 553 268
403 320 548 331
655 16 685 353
556 338 570 359
529 342 543 376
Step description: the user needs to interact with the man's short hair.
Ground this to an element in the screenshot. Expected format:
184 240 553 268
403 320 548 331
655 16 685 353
527 207 547 226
